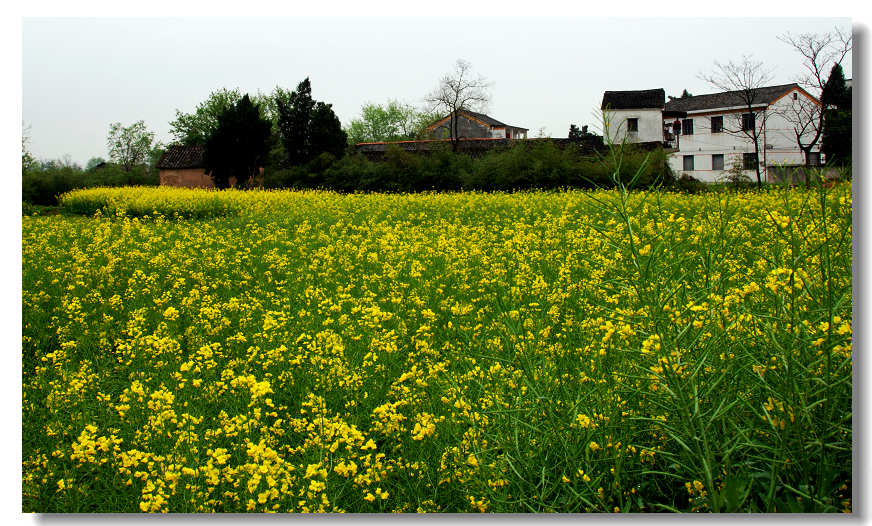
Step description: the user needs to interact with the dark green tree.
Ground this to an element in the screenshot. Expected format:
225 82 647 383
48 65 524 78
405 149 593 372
277 78 316 166
821 63 852 166
203 94 272 189
310 102 347 159
276 78 347 166
822 63 851 110
568 124 583 140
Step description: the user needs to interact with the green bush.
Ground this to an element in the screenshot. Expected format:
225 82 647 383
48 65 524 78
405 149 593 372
673 173 708 194
23 164 158 206
260 141 676 193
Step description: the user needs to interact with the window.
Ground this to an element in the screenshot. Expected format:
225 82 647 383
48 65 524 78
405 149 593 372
793 92 798 100
711 116 723 134
712 154 724 171
683 155 694 171
627 118 638 133
742 113 755 132
807 152 821 166
743 153 758 170
682 119 693 135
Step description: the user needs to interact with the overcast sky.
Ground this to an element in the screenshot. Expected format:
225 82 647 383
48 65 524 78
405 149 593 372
22 17 852 165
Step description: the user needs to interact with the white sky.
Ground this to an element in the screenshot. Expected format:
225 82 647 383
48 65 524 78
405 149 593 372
22 16 853 165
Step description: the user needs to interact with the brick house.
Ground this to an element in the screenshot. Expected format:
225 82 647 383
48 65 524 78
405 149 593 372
426 110 528 140
156 145 213 188
156 145 263 188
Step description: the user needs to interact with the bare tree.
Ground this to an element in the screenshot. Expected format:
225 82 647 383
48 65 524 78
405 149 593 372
425 59 491 152
777 27 852 165
700 55 775 186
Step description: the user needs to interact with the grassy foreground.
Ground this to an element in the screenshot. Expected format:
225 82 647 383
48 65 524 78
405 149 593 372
23 184 852 512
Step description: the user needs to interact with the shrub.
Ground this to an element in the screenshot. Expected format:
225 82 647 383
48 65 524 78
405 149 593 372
23 164 158 206
258 140 675 193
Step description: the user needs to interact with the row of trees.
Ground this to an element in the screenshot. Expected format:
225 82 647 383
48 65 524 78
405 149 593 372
179 60 497 188
185 79 347 188
262 140 672 193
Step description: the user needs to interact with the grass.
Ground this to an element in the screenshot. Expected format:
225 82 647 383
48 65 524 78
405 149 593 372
22 181 852 513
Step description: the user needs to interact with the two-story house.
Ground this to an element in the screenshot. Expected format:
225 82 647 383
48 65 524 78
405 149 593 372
602 84 822 183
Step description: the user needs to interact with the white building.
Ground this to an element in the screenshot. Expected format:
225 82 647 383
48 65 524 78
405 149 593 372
601 89 667 144
602 84 823 183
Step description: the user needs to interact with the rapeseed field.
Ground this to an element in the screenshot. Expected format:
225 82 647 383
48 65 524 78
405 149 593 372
23 183 852 512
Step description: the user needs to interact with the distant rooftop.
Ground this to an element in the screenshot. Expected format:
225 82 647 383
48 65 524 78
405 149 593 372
427 110 528 131
157 145 204 169
664 83 808 112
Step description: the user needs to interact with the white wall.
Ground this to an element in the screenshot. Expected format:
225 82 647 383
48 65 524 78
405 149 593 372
669 88 820 183
603 108 663 144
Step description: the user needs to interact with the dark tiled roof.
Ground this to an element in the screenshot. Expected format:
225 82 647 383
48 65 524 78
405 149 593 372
432 110 528 131
601 89 665 110
461 110 507 127
156 145 205 169
664 83 800 112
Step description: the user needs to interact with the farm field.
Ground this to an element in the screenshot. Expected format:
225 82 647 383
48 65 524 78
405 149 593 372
23 184 852 513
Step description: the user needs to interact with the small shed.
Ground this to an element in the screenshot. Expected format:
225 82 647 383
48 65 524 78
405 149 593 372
156 145 264 188
156 145 213 188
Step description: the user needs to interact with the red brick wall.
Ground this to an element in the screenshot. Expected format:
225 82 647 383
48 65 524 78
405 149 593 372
159 168 265 188
159 168 215 188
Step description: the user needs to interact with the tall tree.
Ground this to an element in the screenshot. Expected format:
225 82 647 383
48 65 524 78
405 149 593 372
777 27 852 166
700 55 774 186
425 59 491 152
276 78 347 166
277 78 316 166
820 63 852 166
203 94 272 189
309 102 347 159
107 120 156 172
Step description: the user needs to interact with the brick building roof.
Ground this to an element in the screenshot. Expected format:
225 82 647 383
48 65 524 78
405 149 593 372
156 145 205 169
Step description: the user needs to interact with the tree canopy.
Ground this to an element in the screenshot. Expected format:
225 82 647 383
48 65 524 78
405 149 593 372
276 78 347 167
346 100 437 145
170 88 273 146
203 94 272 189
107 121 158 172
